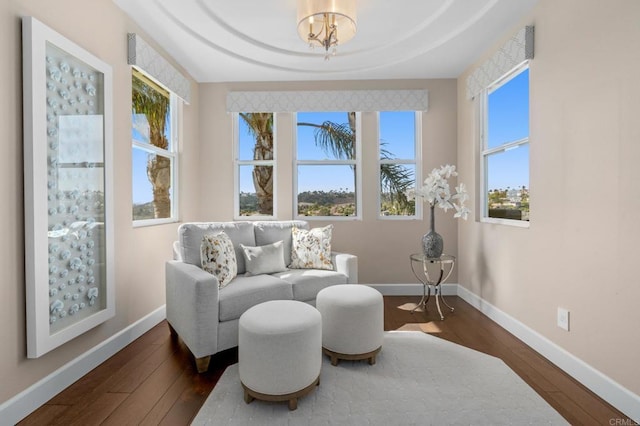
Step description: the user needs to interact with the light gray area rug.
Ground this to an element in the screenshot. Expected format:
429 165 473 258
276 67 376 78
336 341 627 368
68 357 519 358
192 331 567 425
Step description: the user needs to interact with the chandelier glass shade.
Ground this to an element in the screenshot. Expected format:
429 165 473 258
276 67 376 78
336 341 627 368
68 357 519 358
297 0 357 59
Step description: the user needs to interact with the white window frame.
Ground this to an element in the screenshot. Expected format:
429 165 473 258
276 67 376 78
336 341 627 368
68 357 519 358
293 112 362 221
132 71 180 227
233 113 277 220
377 111 422 220
480 62 530 228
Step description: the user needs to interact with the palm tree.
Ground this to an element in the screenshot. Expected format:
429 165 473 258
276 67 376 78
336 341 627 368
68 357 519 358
132 75 171 218
297 112 356 161
297 112 414 214
239 113 274 214
379 145 415 214
240 112 414 215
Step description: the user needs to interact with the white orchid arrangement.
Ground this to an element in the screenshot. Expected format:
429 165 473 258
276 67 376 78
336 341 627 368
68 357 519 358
406 164 470 220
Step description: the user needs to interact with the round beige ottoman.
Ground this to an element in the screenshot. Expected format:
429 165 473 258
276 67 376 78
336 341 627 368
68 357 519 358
238 300 322 411
316 284 384 366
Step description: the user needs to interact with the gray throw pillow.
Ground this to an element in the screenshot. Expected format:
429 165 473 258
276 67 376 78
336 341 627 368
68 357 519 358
240 240 287 275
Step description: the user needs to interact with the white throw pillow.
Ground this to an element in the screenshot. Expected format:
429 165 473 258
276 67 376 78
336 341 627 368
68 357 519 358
240 240 288 275
201 231 237 288
289 225 333 270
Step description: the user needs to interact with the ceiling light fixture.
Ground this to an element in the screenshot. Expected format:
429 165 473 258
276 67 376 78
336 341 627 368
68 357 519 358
297 0 357 60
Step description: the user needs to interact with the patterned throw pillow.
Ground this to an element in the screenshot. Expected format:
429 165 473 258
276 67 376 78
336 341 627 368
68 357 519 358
289 225 333 270
200 231 237 289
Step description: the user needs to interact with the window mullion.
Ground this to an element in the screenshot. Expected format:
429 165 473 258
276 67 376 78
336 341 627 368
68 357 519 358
238 160 274 166
132 140 174 158
379 159 416 165
297 159 356 166
482 137 529 156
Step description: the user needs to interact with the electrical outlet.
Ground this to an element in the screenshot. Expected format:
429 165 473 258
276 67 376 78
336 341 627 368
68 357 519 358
557 308 570 331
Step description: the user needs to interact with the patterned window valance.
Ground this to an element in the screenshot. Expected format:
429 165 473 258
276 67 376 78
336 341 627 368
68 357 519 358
226 89 429 112
466 26 534 100
127 33 191 104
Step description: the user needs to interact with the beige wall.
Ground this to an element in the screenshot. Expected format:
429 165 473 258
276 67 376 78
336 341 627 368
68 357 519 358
457 0 640 395
0 0 457 406
198 79 458 284
0 0 200 403
14 0 636 413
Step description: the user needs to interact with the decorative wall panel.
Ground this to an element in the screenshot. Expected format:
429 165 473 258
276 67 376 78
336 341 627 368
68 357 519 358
23 17 114 358
226 89 429 112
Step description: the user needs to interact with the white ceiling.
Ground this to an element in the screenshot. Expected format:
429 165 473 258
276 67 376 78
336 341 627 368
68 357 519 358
113 0 538 83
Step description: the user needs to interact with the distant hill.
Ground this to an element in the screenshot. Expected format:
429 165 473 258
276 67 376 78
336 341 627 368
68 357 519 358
239 192 259 214
298 190 354 205
133 202 155 220
240 190 356 216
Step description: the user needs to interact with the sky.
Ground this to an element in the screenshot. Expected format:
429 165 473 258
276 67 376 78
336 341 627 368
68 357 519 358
133 71 529 203
132 147 170 205
487 68 530 190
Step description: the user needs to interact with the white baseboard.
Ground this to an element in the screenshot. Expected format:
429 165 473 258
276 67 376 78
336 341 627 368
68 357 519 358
3 286 639 424
456 285 640 423
0 306 166 426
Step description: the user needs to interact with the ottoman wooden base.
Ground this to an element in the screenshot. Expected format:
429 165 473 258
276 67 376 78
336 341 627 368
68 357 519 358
242 375 320 411
323 346 382 366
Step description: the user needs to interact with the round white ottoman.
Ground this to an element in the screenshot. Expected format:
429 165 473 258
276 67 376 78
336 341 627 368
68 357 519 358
316 284 384 366
238 300 322 411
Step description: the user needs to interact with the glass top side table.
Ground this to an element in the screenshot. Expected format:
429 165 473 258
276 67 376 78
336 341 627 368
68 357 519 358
409 253 456 320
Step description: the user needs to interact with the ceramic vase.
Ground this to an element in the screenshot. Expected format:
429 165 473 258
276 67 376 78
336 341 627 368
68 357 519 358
422 204 443 258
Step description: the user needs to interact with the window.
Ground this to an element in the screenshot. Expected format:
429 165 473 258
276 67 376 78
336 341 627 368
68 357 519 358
234 113 275 218
481 64 530 224
378 111 420 218
131 70 178 225
295 112 361 219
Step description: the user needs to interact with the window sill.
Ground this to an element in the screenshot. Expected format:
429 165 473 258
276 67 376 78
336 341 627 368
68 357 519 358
378 215 421 221
295 215 361 221
133 217 178 228
481 217 530 228
234 214 276 221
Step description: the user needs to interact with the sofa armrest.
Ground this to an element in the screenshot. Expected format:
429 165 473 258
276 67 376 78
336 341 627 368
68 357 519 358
331 252 358 284
165 261 220 358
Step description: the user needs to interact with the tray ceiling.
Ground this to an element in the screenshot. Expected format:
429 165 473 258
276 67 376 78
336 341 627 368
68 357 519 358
113 0 538 83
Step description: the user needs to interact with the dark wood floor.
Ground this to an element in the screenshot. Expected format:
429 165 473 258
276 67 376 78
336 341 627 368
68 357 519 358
20 296 630 425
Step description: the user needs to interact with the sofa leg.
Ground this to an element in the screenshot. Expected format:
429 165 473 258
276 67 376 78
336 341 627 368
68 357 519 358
195 356 211 373
167 323 178 340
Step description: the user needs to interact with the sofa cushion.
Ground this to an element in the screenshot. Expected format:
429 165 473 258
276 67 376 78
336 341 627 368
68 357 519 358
218 275 293 322
273 269 347 302
179 222 255 274
200 232 237 289
289 225 333 270
254 220 308 267
240 241 287 276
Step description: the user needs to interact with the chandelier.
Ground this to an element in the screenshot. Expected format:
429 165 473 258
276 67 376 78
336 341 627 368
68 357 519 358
297 0 357 60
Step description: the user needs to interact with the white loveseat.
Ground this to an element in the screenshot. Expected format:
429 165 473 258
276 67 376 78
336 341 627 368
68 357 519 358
165 220 358 372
